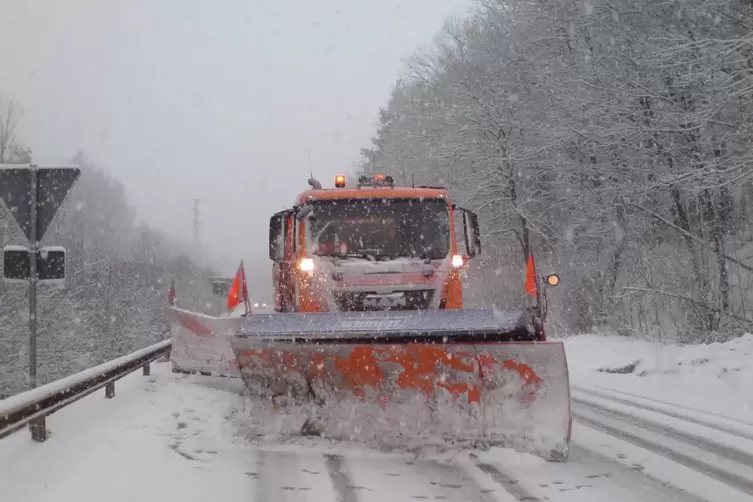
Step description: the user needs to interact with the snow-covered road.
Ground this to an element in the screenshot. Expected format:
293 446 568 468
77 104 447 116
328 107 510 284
1 334 752 502
571 389 753 502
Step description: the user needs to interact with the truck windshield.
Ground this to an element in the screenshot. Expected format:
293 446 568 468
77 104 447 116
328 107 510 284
304 198 450 260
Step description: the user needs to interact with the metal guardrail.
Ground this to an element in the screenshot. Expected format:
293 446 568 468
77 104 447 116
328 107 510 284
0 339 172 442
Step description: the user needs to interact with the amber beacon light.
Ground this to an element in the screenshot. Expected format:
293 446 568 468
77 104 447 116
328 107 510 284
545 274 560 286
334 175 346 188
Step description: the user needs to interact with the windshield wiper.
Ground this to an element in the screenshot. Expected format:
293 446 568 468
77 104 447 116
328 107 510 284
344 252 376 261
318 251 377 261
386 252 445 262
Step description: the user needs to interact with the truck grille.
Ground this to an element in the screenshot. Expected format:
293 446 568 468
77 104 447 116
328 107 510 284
334 290 435 311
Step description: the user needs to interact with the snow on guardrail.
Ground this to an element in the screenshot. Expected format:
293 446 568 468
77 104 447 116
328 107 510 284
0 339 171 442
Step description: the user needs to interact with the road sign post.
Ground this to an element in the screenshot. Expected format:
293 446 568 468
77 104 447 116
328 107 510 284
0 164 81 442
29 165 38 397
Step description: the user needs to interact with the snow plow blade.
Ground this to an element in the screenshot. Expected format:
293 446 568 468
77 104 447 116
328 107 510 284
166 307 244 377
229 309 571 461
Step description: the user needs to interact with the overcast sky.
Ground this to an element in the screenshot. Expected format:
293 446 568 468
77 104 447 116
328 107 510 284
0 0 471 298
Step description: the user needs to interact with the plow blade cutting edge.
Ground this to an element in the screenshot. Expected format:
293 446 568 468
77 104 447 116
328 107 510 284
230 309 571 461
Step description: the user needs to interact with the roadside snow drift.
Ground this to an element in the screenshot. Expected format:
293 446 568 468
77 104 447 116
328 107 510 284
0 362 251 502
564 333 753 423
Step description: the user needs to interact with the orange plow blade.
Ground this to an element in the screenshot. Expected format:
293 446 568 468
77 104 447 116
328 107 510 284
229 309 571 460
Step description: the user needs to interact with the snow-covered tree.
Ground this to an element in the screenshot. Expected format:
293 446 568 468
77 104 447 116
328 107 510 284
0 101 218 398
358 0 753 342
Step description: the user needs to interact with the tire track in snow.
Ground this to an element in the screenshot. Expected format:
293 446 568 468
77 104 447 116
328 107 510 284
412 459 510 501
572 399 753 496
572 394 753 466
573 385 753 441
253 450 271 502
475 462 540 501
255 449 320 501
470 442 707 502
324 454 359 502
567 444 707 502
593 385 753 428
329 452 508 501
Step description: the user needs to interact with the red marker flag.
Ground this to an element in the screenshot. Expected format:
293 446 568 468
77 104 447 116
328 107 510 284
167 279 177 306
227 261 250 312
524 254 537 297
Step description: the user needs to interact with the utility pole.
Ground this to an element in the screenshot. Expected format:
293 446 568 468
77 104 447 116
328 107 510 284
192 198 201 244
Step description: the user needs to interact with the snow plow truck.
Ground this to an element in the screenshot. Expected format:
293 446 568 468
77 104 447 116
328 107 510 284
167 173 572 461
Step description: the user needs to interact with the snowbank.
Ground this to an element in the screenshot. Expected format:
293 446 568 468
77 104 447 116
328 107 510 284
564 334 753 422
0 363 251 502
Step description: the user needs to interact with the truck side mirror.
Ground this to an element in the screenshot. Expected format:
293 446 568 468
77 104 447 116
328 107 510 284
296 205 313 222
269 212 286 261
461 209 481 258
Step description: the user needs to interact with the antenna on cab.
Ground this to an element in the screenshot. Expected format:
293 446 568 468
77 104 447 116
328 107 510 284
307 148 323 189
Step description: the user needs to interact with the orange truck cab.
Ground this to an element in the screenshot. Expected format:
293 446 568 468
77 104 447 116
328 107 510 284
268 174 482 313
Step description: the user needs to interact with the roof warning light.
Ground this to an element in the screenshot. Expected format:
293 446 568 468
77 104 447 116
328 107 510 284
334 174 346 188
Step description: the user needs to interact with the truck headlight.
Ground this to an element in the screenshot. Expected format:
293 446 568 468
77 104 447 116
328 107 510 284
299 258 315 272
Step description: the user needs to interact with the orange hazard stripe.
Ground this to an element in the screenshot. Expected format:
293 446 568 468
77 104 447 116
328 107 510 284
176 312 213 337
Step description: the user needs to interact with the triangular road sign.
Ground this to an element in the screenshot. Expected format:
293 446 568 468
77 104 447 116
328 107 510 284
36 167 81 242
0 164 81 244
